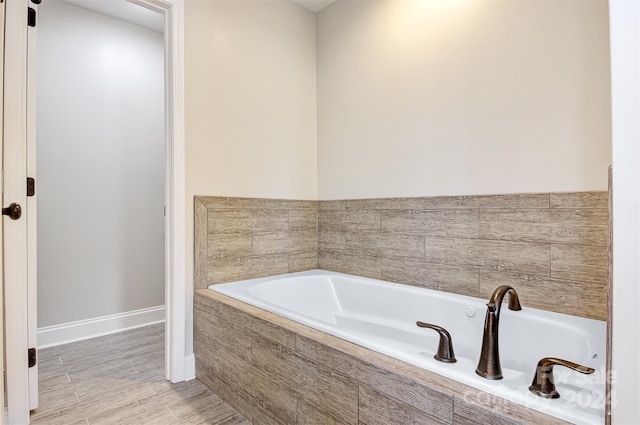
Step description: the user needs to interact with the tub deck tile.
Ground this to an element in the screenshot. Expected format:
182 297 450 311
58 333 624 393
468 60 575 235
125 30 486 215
252 334 359 425
195 289 574 425
358 384 449 425
218 299 297 349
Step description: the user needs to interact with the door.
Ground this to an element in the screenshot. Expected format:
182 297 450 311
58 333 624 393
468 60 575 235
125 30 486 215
0 0 6 422
26 0 38 411
3 0 32 423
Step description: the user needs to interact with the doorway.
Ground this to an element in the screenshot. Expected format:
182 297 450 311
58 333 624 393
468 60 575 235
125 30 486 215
2 0 186 422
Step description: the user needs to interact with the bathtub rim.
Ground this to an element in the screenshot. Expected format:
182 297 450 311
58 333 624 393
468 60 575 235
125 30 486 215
195 287 572 425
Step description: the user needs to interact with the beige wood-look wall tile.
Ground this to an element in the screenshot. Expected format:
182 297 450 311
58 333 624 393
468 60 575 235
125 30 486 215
194 198 209 290
345 198 425 210
382 209 479 238
318 230 347 251
290 358 358 425
252 232 292 256
207 233 253 258
252 403 288 425
422 196 478 209
424 237 550 276
249 363 298 425
357 363 453 421
479 209 608 246
550 192 608 209
194 307 252 364
380 258 479 296
359 384 448 425
289 230 318 253
208 209 289 234
453 397 521 425
279 200 317 210
294 334 362 380
318 251 381 280
193 290 220 312
212 344 254 393
479 210 550 243
288 209 317 230
318 210 381 231
477 194 549 209
478 271 606 320
288 251 317 272
201 291 579 425
206 370 253 421
252 335 358 425
200 197 270 209
318 200 347 210
454 395 570 425
294 334 452 421
346 231 425 259
548 209 608 246
551 244 608 284
219 302 297 349
208 254 289 284
296 398 348 425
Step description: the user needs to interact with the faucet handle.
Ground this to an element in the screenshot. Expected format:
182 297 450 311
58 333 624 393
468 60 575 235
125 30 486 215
529 357 595 399
416 321 457 363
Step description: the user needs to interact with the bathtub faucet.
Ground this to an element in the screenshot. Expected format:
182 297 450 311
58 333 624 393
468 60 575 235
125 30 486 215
475 285 522 380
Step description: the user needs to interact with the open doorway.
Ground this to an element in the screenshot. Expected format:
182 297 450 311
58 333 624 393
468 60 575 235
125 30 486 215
2 0 185 421
35 0 166 348
32 0 167 419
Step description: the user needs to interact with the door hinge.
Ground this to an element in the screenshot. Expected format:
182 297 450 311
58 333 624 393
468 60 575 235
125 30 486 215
27 177 36 197
28 7 36 27
28 348 37 368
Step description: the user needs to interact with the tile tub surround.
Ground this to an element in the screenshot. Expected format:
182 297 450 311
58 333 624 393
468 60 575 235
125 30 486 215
318 192 608 321
195 192 608 320
194 289 571 425
194 197 318 290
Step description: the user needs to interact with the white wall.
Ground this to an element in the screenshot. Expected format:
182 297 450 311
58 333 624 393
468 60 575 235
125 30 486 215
609 0 640 422
184 0 318 351
37 1 165 327
316 0 611 199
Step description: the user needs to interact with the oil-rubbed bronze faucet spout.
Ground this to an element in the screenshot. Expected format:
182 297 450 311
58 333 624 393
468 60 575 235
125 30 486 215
475 285 522 380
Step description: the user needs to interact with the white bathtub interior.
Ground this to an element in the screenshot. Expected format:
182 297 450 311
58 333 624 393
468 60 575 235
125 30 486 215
210 270 606 425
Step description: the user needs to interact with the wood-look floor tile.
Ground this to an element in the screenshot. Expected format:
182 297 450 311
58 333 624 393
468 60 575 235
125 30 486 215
32 325 247 425
170 390 249 425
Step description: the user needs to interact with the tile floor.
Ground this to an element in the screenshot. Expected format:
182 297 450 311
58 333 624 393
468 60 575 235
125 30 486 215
32 324 248 425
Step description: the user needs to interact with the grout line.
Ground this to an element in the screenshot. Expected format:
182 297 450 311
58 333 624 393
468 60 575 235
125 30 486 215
75 392 81 404
167 406 180 421
84 419 90 425
147 382 157 395
66 372 71 382
58 356 63 365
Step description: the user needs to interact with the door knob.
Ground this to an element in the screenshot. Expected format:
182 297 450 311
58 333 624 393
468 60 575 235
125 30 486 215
2 203 22 220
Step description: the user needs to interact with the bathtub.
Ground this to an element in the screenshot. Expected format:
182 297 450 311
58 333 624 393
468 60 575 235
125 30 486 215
210 270 606 425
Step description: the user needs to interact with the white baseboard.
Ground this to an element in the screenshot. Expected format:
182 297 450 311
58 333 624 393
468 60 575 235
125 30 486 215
37 306 165 348
184 353 196 381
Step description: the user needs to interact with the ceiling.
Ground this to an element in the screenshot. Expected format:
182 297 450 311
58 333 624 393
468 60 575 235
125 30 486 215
60 0 164 33
293 0 337 12
59 0 335 33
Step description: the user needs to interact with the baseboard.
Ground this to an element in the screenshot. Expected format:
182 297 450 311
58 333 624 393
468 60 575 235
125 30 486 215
37 306 165 348
184 353 196 381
